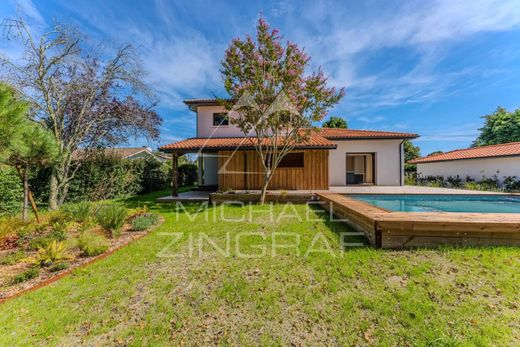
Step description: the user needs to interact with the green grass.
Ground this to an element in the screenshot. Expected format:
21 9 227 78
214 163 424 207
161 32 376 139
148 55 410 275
0 189 519 345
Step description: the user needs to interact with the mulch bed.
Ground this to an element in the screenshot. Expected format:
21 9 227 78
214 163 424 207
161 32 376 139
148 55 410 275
0 219 163 304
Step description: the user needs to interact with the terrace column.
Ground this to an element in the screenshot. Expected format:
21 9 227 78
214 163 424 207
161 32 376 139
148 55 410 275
172 152 179 197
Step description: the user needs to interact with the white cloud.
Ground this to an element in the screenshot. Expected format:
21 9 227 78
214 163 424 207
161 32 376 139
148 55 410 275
286 0 520 110
11 0 45 26
357 115 385 123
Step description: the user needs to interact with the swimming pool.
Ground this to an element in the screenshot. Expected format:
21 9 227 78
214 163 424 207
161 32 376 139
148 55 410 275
350 194 520 213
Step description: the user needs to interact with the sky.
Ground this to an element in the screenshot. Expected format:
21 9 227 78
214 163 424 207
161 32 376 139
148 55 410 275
1 0 520 155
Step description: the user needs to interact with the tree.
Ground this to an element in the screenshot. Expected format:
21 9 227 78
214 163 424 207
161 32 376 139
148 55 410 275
322 116 348 128
473 107 520 147
221 18 344 203
9 123 58 221
403 140 421 172
0 83 58 221
1 19 162 209
427 150 444 157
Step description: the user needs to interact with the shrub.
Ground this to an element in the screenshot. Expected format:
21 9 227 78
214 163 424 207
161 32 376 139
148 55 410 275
178 163 198 186
36 240 71 267
0 250 26 265
96 204 128 237
504 176 520 192
77 231 109 257
26 228 68 251
128 205 150 218
11 267 40 284
0 216 25 240
131 213 160 231
48 262 70 272
62 201 97 223
0 166 23 216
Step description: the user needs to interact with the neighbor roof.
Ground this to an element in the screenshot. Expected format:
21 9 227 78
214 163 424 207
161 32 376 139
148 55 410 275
320 128 418 139
409 142 520 164
159 133 336 152
73 147 155 160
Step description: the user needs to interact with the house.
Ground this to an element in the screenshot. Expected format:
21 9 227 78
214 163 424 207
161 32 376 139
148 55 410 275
73 147 167 162
409 142 520 183
159 98 418 194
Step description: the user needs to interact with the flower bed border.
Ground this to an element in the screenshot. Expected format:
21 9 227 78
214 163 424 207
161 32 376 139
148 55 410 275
0 219 163 305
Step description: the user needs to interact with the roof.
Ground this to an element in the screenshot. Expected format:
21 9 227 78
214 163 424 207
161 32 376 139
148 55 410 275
320 128 418 139
409 142 520 164
73 147 158 160
183 98 233 111
160 133 337 152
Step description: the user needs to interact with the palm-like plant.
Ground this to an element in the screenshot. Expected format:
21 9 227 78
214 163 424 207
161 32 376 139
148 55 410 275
36 241 71 267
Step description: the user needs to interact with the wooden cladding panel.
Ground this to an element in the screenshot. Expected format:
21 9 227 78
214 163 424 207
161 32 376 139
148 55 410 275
217 150 329 190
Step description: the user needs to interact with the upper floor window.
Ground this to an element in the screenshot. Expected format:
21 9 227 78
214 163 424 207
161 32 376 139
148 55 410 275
213 113 229 126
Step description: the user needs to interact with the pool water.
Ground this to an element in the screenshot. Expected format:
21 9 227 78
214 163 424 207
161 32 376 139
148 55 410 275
350 194 520 213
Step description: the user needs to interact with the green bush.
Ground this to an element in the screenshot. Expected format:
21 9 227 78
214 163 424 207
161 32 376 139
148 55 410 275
11 267 39 284
131 213 160 231
36 240 70 267
0 250 26 265
0 167 23 216
48 262 70 272
77 231 109 256
26 228 68 251
62 201 97 223
178 163 198 186
96 204 128 237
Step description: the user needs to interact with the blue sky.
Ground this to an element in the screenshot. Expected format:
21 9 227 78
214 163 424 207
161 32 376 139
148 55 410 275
2 0 520 155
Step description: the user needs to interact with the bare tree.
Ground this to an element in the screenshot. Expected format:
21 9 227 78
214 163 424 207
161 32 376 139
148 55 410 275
1 19 162 208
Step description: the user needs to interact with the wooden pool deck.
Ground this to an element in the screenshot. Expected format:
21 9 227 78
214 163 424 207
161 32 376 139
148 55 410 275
317 192 520 249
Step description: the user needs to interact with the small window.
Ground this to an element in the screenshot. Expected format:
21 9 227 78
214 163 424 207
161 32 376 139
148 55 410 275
278 152 304 168
213 113 229 126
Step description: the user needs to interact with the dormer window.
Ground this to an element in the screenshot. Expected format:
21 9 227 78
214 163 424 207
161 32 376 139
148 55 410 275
213 113 229 126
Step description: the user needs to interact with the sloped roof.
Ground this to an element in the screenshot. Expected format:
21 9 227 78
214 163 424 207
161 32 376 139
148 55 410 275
409 142 520 164
320 128 418 139
73 147 156 160
160 133 336 152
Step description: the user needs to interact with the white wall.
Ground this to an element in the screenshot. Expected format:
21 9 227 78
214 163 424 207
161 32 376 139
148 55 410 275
329 139 404 186
197 105 247 137
417 156 520 183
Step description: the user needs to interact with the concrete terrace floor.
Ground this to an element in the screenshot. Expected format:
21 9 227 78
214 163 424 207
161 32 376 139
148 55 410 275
329 185 508 195
157 185 507 202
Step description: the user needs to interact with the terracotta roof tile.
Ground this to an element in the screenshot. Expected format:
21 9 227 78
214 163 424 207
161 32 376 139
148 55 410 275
409 142 520 164
320 128 418 139
160 133 336 152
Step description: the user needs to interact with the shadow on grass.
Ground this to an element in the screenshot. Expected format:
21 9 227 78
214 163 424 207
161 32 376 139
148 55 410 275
307 204 370 249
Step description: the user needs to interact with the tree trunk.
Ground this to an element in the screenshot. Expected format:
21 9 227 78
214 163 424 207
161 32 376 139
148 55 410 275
22 165 29 222
49 172 59 210
259 170 272 204
15 166 40 223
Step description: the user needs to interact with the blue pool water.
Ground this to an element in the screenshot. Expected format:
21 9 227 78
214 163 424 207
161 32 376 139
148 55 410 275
350 194 520 213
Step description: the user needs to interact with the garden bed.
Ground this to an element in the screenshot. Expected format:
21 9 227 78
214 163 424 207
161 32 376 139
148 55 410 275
0 202 162 301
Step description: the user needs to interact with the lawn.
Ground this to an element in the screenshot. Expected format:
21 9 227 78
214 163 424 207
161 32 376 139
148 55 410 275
0 190 519 346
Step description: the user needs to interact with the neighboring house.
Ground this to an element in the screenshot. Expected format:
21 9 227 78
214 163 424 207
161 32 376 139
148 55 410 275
160 98 418 191
74 147 165 162
409 142 520 183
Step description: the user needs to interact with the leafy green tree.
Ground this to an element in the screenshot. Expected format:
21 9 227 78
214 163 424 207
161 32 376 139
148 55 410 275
9 124 59 221
0 84 27 162
0 83 58 221
221 18 344 203
403 140 421 172
427 150 444 157
322 116 348 128
473 107 520 146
